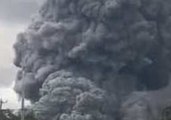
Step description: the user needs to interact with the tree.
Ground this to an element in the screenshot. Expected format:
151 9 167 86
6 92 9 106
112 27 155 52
0 110 19 120
0 109 37 120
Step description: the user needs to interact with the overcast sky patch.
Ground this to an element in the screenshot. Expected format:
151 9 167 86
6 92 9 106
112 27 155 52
0 0 38 24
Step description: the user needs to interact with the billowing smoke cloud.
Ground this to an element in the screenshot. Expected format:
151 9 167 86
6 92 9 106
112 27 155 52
33 70 115 120
13 0 171 119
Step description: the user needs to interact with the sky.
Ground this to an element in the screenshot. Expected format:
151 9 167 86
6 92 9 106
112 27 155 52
0 0 41 109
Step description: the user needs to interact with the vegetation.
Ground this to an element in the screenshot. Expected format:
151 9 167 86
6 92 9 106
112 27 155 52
0 109 37 120
161 107 171 120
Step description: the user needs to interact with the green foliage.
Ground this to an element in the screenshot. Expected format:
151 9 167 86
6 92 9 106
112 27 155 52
161 107 171 120
0 109 37 120
0 110 19 120
24 110 37 120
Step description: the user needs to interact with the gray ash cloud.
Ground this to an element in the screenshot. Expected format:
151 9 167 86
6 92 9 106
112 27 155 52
13 0 171 119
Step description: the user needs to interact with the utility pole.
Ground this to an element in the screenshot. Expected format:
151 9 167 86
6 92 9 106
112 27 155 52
21 90 25 120
21 56 27 120
21 69 26 120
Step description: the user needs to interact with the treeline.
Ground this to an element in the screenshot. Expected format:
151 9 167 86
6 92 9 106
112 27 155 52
0 109 37 120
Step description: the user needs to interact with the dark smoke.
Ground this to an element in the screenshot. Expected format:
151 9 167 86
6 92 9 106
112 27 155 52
13 0 171 119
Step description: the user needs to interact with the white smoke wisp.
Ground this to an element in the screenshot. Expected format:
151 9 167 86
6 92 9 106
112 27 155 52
13 0 171 119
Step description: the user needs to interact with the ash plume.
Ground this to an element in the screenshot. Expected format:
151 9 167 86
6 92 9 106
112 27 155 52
13 0 171 119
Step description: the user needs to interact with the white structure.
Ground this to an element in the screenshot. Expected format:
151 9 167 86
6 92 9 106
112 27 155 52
0 98 7 110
